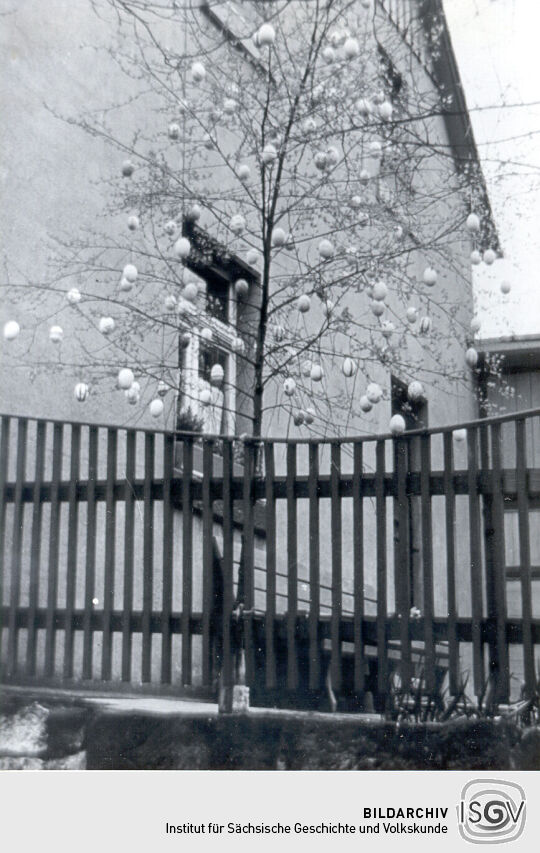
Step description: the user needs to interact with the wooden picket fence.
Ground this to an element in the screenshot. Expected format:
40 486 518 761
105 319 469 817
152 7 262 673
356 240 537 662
0 408 539 707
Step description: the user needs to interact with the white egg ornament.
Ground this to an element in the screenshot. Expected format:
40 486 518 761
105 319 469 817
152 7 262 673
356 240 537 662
182 283 198 302
323 46 335 63
293 410 305 427
310 364 324 382
126 387 140 406
123 264 138 283
99 316 115 335
199 389 212 407
302 117 317 134
465 347 479 369
360 395 373 413
322 299 334 318
342 357 355 378
500 280 511 295
406 306 418 324
191 61 206 83
164 294 177 312
483 249 496 265
470 317 481 333
168 123 180 140
379 101 393 121
164 220 177 236
223 98 237 115
180 332 192 349
372 280 388 302
357 98 372 117
419 316 432 335
389 414 406 436
119 277 133 292
118 368 135 390
157 380 168 397
366 382 382 403
74 382 89 402
121 160 134 177
174 237 191 259
371 301 385 317
210 364 224 386
128 215 140 231
381 320 395 339
256 23 275 47
423 267 437 287
235 278 249 299
232 337 244 354
301 360 312 377
272 228 287 248
49 325 64 343
262 144 277 165
407 380 424 402
238 164 250 182
326 146 339 166
149 398 164 418
470 250 482 265
3 320 20 341
314 152 328 171
229 214 246 235
297 294 311 313
343 37 360 59
283 378 296 397
466 213 480 233
318 239 334 259
246 249 259 266
453 428 467 443
185 204 201 223
305 408 315 425
67 288 81 304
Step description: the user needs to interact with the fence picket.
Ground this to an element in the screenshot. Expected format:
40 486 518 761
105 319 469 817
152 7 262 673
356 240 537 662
467 427 485 696
122 429 136 682
26 420 46 676
264 442 277 689
101 427 117 681
181 438 193 685
443 431 459 695
375 440 388 700
161 432 175 684
0 416 10 663
394 436 410 692
202 439 214 687
420 434 436 693
308 443 320 690
63 423 81 679
515 418 535 697
141 432 154 682
330 442 342 690
286 442 298 690
490 423 510 702
242 440 256 685
82 426 98 679
353 442 365 693
44 422 63 677
222 440 234 689
7 417 27 675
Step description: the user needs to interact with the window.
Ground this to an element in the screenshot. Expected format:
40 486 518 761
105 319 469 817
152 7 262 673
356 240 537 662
177 221 258 436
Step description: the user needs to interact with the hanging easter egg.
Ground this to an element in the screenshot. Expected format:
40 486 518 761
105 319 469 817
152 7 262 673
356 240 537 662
379 101 393 121
210 364 224 386
232 337 244 354
246 249 259 266
198 390 211 408
230 214 246 235
369 140 383 158
360 395 372 413
118 368 135 390
200 328 213 343
297 294 311 313
164 220 177 236
357 98 372 116
235 278 249 298
203 132 214 150
3 320 20 341
465 347 478 368
314 151 328 171
164 294 177 311
389 414 406 436
283 378 296 396
350 195 362 209
326 146 339 166
343 37 360 58
359 169 370 184
310 364 323 382
272 227 287 247
123 264 138 283
321 299 334 318
99 316 115 335
157 380 168 397
406 306 418 324
168 123 180 140
500 280 511 294
128 215 140 231
303 117 316 134
407 380 424 402
223 97 237 114
371 301 385 317
466 213 480 233
121 160 134 177
274 325 285 342
177 298 190 317
191 61 206 82
74 382 89 402
293 410 305 426
257 23 275 46
423 267 437 286
126 386 140 406
323 46 335 63
301 360 312 377
131 381 141 394
119 277 133 292
395 225 404 240
238 164 250 182
470 317 481 333
67 287 81 304
262 143 277 164
419 316 431 335
483 249 496 265
366 382 382 403
329 30 343 46
470 249 482 265
174 237 191 259
305 408 315 425
185 204 201 223
342 357 355 378
318 239 334 259
453 429 467 443
180 331 192 349
49 325 63 343
381 320 395 339
372 280 388 301
183 283 198 302
149 398 164 418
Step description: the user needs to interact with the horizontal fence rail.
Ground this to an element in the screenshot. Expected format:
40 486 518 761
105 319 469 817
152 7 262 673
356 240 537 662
1 409 539 708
